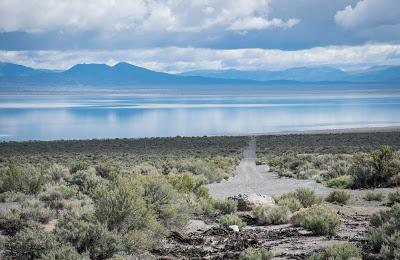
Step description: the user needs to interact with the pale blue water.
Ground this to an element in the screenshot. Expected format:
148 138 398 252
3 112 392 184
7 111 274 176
1 89 400 140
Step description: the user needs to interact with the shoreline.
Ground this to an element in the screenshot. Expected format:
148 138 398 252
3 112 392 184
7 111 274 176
1 126 400 143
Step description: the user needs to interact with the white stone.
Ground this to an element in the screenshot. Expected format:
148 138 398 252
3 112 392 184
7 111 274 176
230 193 275 211
228 225 240 232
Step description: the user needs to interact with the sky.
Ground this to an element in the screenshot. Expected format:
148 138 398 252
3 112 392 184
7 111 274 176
0 0 400 72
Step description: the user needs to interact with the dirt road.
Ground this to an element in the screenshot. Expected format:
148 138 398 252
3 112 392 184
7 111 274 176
207 136 331 198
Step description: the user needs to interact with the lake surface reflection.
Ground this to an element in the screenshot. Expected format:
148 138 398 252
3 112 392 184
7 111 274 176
1 91 400 140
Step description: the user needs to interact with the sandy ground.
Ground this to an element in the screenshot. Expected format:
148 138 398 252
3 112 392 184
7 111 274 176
207 137 332 199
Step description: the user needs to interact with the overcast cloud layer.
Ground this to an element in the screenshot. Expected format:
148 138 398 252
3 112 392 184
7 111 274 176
0 0 400 70
2 44 400 73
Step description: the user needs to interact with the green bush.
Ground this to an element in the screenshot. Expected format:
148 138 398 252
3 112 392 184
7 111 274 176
46 164 70 183
198 198 216 216
291 204 340 235
4 226 58 259
364 191 385 201
371 145 396 185
55 213 124 259
93 176 163 242
0 191 32 202
220 214 245 231
140 175 190 230
70 161 88 174
239 247 273 260
326 189 351 205
277 197 302 212
350 146 397 188
68 169 104 195
40 184 79 209
0 208 32 236
388 191 400 206
253 206 290 225
214 198 238 214
277 188 321 208
310 243 361 260
95 164 115 180
0 163 45 195
0 202 53 235
40 244 89 260
368 203 400 258
326 176 353 189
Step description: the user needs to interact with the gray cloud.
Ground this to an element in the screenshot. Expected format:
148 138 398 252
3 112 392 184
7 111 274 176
335 0 400 29
0 0 299 33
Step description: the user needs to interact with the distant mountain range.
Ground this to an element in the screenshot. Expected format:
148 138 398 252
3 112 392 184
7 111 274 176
179 66 400 83
0 62 261 87
1 62 400 88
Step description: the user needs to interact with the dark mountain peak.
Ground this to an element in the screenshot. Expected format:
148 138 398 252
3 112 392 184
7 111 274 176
0 62 38 76
112 62 152 72
66 63 111 72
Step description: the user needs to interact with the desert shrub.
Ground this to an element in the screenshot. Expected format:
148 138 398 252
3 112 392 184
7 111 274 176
68 168 105 195
55 213 124 259
309 243 361 260
40 184 79 209
177 159 231 183
253 206 290 225
46 164 70 183
277 188 321 208
70 161 88 174
0 208 33 235
0 202 53 235
364 191 385 201
40 244 89 260
220 214 245 231
388 191 400 206
368 228 385 252
371 145 396 184
0 191 32 202
390 173 400 186
349 153 375 188
0 163 45 195
277 197 302 212
198 198 216 216
123 229 157 253
4 226 58 259
326 190 351 205
195 185 210 199
18 201 53 224
93 175 163 244
291 204 340 235
329 159 351 178
95 164 115 180
368 203 400 258
239 247 273 260
140 175 190 230
293 188 322 208
326 176 353 189
214 198 238 214
167 173 208 199
350 146 397 188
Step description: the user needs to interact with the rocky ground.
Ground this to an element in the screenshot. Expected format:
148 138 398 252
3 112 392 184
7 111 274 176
153 137 395 259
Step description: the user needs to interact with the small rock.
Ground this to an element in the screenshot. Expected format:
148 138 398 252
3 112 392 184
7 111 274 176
228 225 240 232
230 193 275 211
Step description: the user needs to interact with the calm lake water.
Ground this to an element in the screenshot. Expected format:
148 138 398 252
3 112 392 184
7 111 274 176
1 88 400 141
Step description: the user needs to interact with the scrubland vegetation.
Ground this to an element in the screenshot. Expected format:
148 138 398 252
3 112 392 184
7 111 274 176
0 136 247 259
258 135 400 189
1 132 400 258
309 243 362 260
